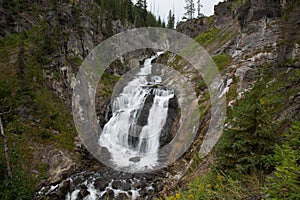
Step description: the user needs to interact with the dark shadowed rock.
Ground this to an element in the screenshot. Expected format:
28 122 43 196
103 189 115 199
94 178 109 191
78 185 90 199
117 192 129 200
214 1 233 28
159 95 180 147
112 180 122 189
129 156 141 162
121 181 132 191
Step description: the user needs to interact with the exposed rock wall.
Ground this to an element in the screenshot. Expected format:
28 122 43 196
176 18 213 38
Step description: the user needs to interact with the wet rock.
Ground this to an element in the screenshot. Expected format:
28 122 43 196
160 95 180 147
128 92 154 148
131 181 142 189
72 176 83 186
78 185 90 199
136 93 154 127
103 189 115 199
94 178 109 191
111 180 131 191
117 192 129 200
129 156 141 163
121 181 132 191
50 180 70 200
112 180 122 189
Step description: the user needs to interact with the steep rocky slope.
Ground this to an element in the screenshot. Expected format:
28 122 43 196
165 0 300 198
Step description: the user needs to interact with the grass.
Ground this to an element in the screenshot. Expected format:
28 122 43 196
212 54 232 71
194 28 221 48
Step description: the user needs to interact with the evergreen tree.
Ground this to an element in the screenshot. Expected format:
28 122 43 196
184 0 195 19
167 10 175 29
136 0 148 25
216 78 280 175
157 16 162 27
264 121 300 199
197 0 203 18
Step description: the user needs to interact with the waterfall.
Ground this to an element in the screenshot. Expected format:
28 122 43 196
98 52 174 171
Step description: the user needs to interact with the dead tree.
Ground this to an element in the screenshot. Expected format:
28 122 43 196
0 110 12 179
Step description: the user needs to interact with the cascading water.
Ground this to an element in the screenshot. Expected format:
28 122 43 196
99 52 174 171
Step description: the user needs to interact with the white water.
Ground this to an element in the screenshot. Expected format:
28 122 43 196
99 52 174 171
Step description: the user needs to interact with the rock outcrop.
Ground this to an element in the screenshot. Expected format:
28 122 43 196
176 18 213 38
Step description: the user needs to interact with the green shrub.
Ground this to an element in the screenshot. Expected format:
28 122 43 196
264 121 300 199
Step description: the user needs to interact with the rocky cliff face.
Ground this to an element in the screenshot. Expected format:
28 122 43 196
0 0 136 104
213 0 299 96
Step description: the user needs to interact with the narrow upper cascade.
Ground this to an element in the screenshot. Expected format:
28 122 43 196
98 51 174 171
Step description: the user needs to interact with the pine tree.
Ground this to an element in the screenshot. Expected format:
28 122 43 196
136 0 148 25
216 79 280 175
184 0 195 19
157 16 162 27
167 10 175 29
197 0 203 18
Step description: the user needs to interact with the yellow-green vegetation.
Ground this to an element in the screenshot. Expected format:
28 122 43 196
194 26 238 53
212 54 232 71
194 28 221 48
166 171 261 200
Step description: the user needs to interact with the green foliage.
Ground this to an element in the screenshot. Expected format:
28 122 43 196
216 77 280 175
212 54 232 71
95 0 162 28
166 171 261 200
0 148 36 200
194 28 221 47
264 121 300 199
288 69 300 82
167 10 175 29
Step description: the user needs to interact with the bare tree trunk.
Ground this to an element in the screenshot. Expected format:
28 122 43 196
0 116 12 179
